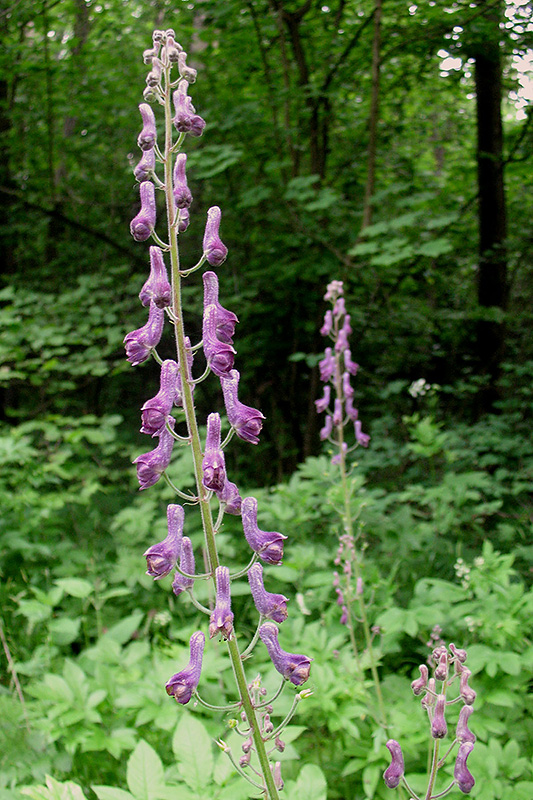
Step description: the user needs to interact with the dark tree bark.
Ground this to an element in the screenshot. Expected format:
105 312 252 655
361 0 382 230
472 1 508 410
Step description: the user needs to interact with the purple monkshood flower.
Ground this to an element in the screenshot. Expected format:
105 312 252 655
450 643 468 663
258 622 312 685
139 246 172 309
319 347 335 382
209 566 234 640
333 397 343 426
203 206 228 266
172 81 195 132
320 309 333 336
221 369 265 444
143 504 184 579
203 304 236 377
315 385 330 414
345 396 358 422
178 207 190 233
344 348 359 375
242 496 287 565
137 103 157 151
324 280 343 302
459 668 476 705
203 271 238 344
165 631 205 704
141 359 179 436
130 181 156 242
124 301 165 366
320 415 333 441
383 740 404 789
248 563 288 623
133 420 175 489
342 371 354 399
216 478 242 515
431 694 448 739
456 705 476 744
202 412 227 492
333 297 346 318
134 147 156 182
178 50 197 83
355 420 370 448
454 742 475 794
411 664 429 695
173 153 193 209
172 536 195 595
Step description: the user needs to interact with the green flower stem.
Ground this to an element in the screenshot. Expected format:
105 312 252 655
425 738 441 800
162 66 280 800
240 615 265 660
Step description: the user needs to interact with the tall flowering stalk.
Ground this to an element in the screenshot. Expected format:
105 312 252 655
315 280 388 730
125 30 311 800
384 644 476 798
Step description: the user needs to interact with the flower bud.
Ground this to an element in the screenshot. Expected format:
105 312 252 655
172 81 195 132
139 246 172 309
272 762 283 791
143 504 184 578
456 704 476 744
319 347 335 382
177 207 190 233
344 348 359 375
434 651 449 681
146 61 162 87
203 304 236 377
454 742 475 793
202 412 227 492
130 181 156 242
450 642 468 663
178 50 197 82
140 359 179 436
134 147 156 182
383 740 404 789
315 385 330 414
172 536 195 596
411 664 429 695
259 622 312 685
320 310 333 336
137 103 157 151
165 631 205 704
209 566 234 640
324 280 343 301
431 693 447 738
355 419 370 447
203 206 228 266
333 398 343 426
459 668 476 705
133 421 175 489
173 153 193 209
202 271 238 344
242 497 287 565
421 678 436 708
248 563 288 623
320 414 333 441
124 300 164 365
220 369 265 444
216 477 242 515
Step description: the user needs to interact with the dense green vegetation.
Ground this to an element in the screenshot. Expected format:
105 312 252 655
1 0 532 798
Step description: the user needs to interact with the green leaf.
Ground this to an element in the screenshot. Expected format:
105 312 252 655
285 764 327 800
126 740 165 800
416 238 453 258
49 617 81 646
92 789 136 800
172 714 213 791
22 777 89 800
102 612 144 645
54 578 94 598
498 651 522 675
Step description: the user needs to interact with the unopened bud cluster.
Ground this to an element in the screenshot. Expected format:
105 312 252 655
384 643 476 797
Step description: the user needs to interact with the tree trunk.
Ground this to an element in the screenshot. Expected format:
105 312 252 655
361 0 382 229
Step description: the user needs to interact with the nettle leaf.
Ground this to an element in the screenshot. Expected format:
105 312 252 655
126 740 165 800
92 788 136 800
172 714 213 791
22 777 89 800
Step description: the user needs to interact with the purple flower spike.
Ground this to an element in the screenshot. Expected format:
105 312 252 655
319 347 335 382
173 153 193 209
431 694 448 739
203 206 228 266
216 478 242 515
459 668 476 705
454 742 475 794
324 280 343 301
137 103 157 151
203 271 238 344
456 705 476 744
202 412 227 492
320 415 333 441
383 740 404 789
172 536 195 596
124 301 165 366
221 370 265 444
143 504 184 579
131 181 156 242
258 622 312 685
165 631 205 704
315 385 330 414
134 147 156 182
209 566 234 640
333 297 346 318
248 563 288 623
141 359 179 436
139 246 172 309
177 50 197 83
411 664 429 695
355 420 370 447
242 496 287 565
133 421 175 489
203 304 236 377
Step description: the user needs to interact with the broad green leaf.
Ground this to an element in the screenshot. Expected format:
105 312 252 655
55 578 93 598
126 740 165 800
173 714 213 791
22 777 88 800
92 789 136 800
416 238 453 257
285 764 327 800
49 617 81 646
102 612 144 645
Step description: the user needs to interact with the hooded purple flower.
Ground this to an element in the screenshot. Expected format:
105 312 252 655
242 496 287 565
124 301 165 366
450 643 468 664
203 206 228 266
202 412 227 492
130 181 156 242
258 622 312 685
345 396 359 422
383 740 404 789
320 415 333 441
454 742 475 794
459 668 476 705
137 103 157 151
324 280 343 302
319 347 335 382
320 310 333 336
177 50 197 83
140 359 179 436
173 153 193 209
133 421 175 489
139 246 172 309
209 566 234 640
248 563 288 623
221 370 265 444
216 478 242 515
355 420 370 448
172 536 195 596
203 271 238 344
143 504 184 579
456 705 476 744
177 207 190 233
431 694 448 739
134 147 156 182
203 304 236 377
172 80 195 132
315 385 330 414
411 664 429 696
165 631 205 704
333 398 343 426
344 348 359 375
